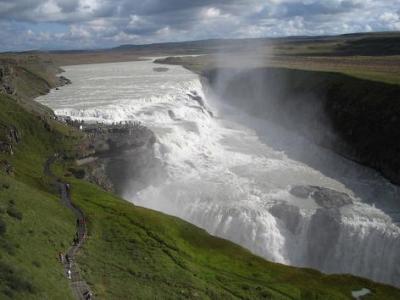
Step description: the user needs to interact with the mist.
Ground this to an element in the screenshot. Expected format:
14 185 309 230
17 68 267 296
37 58 400 287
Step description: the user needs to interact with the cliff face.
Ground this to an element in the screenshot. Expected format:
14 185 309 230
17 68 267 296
204 68 400 184
73 122 165 195
0 56 69 116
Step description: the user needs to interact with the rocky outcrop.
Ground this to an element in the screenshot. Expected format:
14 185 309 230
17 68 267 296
0 63 16 95
76 122 165 194
0 160 14 175
290 185 353 208
0 124 21 156
204 68 400 185
153 67 169 72
58 76 72 86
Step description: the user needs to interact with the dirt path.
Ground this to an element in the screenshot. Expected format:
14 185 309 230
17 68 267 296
44 155 94 300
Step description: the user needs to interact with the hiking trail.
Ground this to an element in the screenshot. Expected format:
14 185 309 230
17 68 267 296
44 155 94 300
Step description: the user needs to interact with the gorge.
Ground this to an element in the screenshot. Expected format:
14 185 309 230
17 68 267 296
36 59 400 288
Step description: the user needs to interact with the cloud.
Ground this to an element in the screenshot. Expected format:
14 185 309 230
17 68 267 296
0 0 399 51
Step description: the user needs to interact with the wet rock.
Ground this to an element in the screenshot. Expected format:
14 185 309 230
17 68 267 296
77 122 165 194
307 208 341 268
168 110 177 120
153 67 169 72
269 203 301 234
58 76 71 86
188 91 205 107
312 187 353 208
290 185 353 208
289 185 312 199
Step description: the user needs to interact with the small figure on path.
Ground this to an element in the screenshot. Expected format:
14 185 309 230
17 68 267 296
65 254 70 265
67 269 72 280
83 290 93 300
58 252 64 263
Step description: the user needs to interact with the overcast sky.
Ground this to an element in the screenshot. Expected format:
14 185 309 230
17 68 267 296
0 0 399 51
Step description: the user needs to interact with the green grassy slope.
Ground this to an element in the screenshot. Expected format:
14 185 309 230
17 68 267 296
0 58 399 299
0 94 76 299
65 177 400 299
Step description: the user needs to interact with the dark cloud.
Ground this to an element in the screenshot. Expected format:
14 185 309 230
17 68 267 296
278 0 364 17
0 0 399 51
57 0 80 13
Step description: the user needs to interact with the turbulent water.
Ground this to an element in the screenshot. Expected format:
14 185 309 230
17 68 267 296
37 60 400 287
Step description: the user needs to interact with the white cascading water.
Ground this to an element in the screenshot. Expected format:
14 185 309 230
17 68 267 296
37 60 400 287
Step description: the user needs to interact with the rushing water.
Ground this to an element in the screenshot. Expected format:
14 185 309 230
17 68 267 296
37 60 400 287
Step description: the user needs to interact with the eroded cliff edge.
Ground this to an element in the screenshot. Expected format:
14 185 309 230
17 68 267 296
202 67 400 185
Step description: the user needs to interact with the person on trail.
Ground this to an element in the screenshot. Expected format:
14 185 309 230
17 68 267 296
65 254 70 265
76 218 80 227
83 290 93 300
67 269 72 280
59 252 64 263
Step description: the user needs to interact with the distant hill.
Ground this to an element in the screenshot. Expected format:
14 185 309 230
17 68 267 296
110 31 400 56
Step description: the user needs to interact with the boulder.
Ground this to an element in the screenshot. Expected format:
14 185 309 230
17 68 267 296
290 185 353 208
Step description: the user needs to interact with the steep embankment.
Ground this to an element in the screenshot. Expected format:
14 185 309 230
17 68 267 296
1 56 400 299
203 67 400 185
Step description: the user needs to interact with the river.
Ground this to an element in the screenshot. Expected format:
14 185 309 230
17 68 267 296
36 59 400 287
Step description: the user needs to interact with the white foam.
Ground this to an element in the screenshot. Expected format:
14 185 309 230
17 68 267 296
36 60 400 287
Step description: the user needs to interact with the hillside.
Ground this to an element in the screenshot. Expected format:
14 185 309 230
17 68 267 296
0 57 400 299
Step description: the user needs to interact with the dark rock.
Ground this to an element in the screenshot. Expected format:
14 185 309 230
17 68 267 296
0 65 15 95
187 91 205 107
290 185 353 208
58 76 71 86
153 67 169 72
168 110 177 120
0 160 14 175
0 142 13 155
77 121 165 194
269 203 301 234
289 185 312 199
307 208 341 269
311 187 353 208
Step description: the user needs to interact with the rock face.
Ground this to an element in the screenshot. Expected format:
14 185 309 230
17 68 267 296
0 63 16 95
77 122 165 194
290 185 353 208
0 160 14 175
269 203 301 234
204 68 400 185
306 208 341 269
0 124 21 156
58 76 72 86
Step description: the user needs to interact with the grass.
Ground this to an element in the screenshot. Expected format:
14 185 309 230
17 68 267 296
0 93 77 299
0 54 400 299
59 176 400 299
156 54 400 85
0 173 75 300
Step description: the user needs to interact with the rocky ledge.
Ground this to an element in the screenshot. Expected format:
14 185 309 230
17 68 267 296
70 121 165 195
